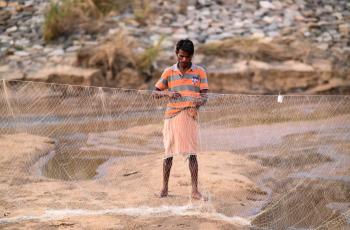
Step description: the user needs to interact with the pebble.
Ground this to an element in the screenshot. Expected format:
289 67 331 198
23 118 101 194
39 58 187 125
6 26 18 33
14 51 30 57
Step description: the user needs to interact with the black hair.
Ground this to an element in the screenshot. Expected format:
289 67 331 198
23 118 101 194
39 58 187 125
175 39 194 56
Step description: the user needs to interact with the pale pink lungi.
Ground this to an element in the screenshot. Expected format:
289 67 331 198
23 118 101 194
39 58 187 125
163 109 199 159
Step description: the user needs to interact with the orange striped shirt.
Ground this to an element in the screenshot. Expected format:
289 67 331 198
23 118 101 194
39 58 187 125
155 63 209 118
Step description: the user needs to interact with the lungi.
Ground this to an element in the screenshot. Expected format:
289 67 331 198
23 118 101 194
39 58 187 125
163 109 199 159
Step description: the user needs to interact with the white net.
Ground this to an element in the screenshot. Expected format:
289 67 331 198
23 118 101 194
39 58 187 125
0 80 349 229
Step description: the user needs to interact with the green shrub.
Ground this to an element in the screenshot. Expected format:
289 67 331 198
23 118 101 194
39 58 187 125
43 0 155 42
43 0 102 42
137 36 165 72
43 1 67 41
92 0 130 15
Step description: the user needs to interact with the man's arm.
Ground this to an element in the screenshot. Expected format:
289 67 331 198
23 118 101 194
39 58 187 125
196 89 208 108
153 68 182 99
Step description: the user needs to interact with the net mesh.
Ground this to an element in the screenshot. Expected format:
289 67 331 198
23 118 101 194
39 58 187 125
0 80 349 229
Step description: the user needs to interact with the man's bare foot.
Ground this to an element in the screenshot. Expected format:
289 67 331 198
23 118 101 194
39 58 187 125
159 189 168 198
192 191 209 201
192 191 203 200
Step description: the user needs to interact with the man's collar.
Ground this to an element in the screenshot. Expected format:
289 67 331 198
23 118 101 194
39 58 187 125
172 62 194 71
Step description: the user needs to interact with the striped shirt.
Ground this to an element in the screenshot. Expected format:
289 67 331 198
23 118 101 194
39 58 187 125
155 63 209 118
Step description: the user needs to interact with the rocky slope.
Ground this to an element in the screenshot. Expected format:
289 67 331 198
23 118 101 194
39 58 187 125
0 0 349 94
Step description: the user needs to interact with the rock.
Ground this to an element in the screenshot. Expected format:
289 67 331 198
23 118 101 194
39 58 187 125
207 26 222 35
263 16 275 24
199 22 209 30
6 26 18 33
0 69 23 80
206 32 234 42
66 46 81 53
172 28 188 40
259 1 276 10
32 44 43 50
25 66 105 86
0 50 7 58
15 38 30 47
116 68 146 88
279 61 314 72
187 5 195 11
49 49 65 56
305 78 350 94
187 24 199 31
316 32 332 43
24 0 34 6
303 31 311 37
0 10 11 22
0 65 10 73
0 61 24 80
338 24 349 37
150 34 161 44
18 25 29 32
0 35 11 43
208 68 252 93
252 31 266 38
283 9 298 26
311 59 332 72
14 51 29 57
267 31 280 37
197 0 211 7
323 5 333 13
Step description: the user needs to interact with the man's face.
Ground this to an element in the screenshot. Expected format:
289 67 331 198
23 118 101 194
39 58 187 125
176 49 192 68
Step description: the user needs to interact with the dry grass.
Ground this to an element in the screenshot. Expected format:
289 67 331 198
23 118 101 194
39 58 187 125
178 0 190 14
77 31 164 82
132 0 154 25
43 0 155 41
43 0 102 41
77 30 137 76
92 0 130 15
89 32 137 67
136 35 165 73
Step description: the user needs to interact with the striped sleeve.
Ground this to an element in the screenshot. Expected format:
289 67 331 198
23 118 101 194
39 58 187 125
198 67 209 90
155 68 170 90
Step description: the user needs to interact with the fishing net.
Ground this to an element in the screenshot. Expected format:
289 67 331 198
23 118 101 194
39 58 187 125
0 80 349 229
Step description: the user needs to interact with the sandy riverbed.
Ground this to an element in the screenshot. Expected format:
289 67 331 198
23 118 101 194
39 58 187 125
1 114 349 229
0 133 268 229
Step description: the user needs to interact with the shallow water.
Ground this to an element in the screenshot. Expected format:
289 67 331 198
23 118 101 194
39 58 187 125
42 151 107 181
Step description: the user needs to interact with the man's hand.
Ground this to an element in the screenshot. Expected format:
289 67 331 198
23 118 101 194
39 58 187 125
168 91 181 99
195 89 208 108
152 90 164 99
152 89 181 99
194 97 207 107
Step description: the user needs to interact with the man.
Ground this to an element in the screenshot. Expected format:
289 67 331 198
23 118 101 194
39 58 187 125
153 39 209 200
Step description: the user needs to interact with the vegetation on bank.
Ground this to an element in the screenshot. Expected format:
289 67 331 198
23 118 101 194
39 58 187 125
76 30 164 84
43 0 153 41
137 36 165 73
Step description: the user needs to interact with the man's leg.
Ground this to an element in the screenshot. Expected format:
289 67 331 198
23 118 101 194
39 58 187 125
189 154 202 199
160 157 173 197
